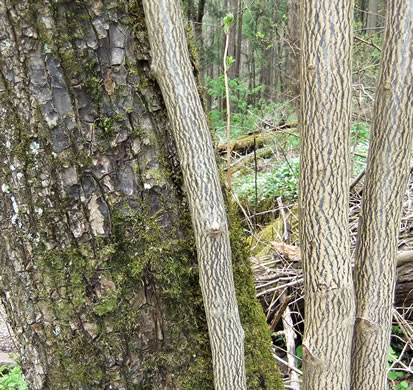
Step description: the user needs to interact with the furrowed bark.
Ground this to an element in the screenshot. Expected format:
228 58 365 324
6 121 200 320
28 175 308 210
142 1 247 389
299 1 355 389
351 0 413 387
0 1 216 388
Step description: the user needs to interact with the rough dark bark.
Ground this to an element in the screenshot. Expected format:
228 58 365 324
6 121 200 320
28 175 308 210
0 0 284 389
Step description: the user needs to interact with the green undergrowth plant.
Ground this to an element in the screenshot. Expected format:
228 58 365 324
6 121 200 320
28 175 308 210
387 342 412 390
351 121 370 175
206 75 295 142
0 363 28 390
233 157 299 211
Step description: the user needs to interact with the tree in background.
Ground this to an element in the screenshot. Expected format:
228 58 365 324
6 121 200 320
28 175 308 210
284 0 300 105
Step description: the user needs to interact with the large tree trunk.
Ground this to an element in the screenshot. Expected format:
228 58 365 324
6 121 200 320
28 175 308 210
299 0 355 389
351 0 413 387
0 1 284 389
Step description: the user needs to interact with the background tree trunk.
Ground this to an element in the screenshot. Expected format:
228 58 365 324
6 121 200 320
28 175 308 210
234 1 243 81
299 0 355 389
227 0 239 80
0 1 284 389
285 0 300 106
351 0 413 387
195 0 206 49
366 0 379 32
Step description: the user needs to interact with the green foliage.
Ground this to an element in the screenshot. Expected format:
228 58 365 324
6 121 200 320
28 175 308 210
226 56 235 67
295 344 303 369
388 370 404 381
233 157 299 208
352 121 370 141
351 121 370 175
0 364 28 390
207 75 266 140
395 381 411 390
387 346 412 389
207 76 296 142
223 13 234 34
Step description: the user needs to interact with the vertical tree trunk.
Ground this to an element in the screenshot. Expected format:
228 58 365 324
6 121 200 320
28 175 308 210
194 0 206 47
142 0 247 388
234 0 243 80
299 0 355 389
366 0 379 32
285 0 300 106
227 0 239 80
351 0 413 388
262 1 278 101
0 1 284 389
194 0 206 86
206 30 215 110
359 0 368 28
248 21 257 107
187 0 194 24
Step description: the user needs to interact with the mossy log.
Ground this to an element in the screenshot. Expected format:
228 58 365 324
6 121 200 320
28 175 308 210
217 123 298 154
228 147 273 175
217 133 274 154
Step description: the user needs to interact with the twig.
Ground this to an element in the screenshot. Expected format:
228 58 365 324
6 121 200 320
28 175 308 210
354 35 382 52
350 168 366 191
223 18 232 188
281 294 300 390
272 351 303 376
256 278 303 298
277 197 290 242
270 294 292 331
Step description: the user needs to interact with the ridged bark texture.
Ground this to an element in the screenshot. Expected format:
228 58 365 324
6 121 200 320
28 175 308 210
299 1 355 389
351 1 413 388
0 1 219 388
142 1 247 389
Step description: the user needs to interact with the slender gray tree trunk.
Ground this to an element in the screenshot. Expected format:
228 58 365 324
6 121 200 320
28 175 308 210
351 0 413 387
299 0 355 389
143 0 247 388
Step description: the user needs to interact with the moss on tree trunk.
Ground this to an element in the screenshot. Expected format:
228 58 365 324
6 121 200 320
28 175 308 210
0 0 283 388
